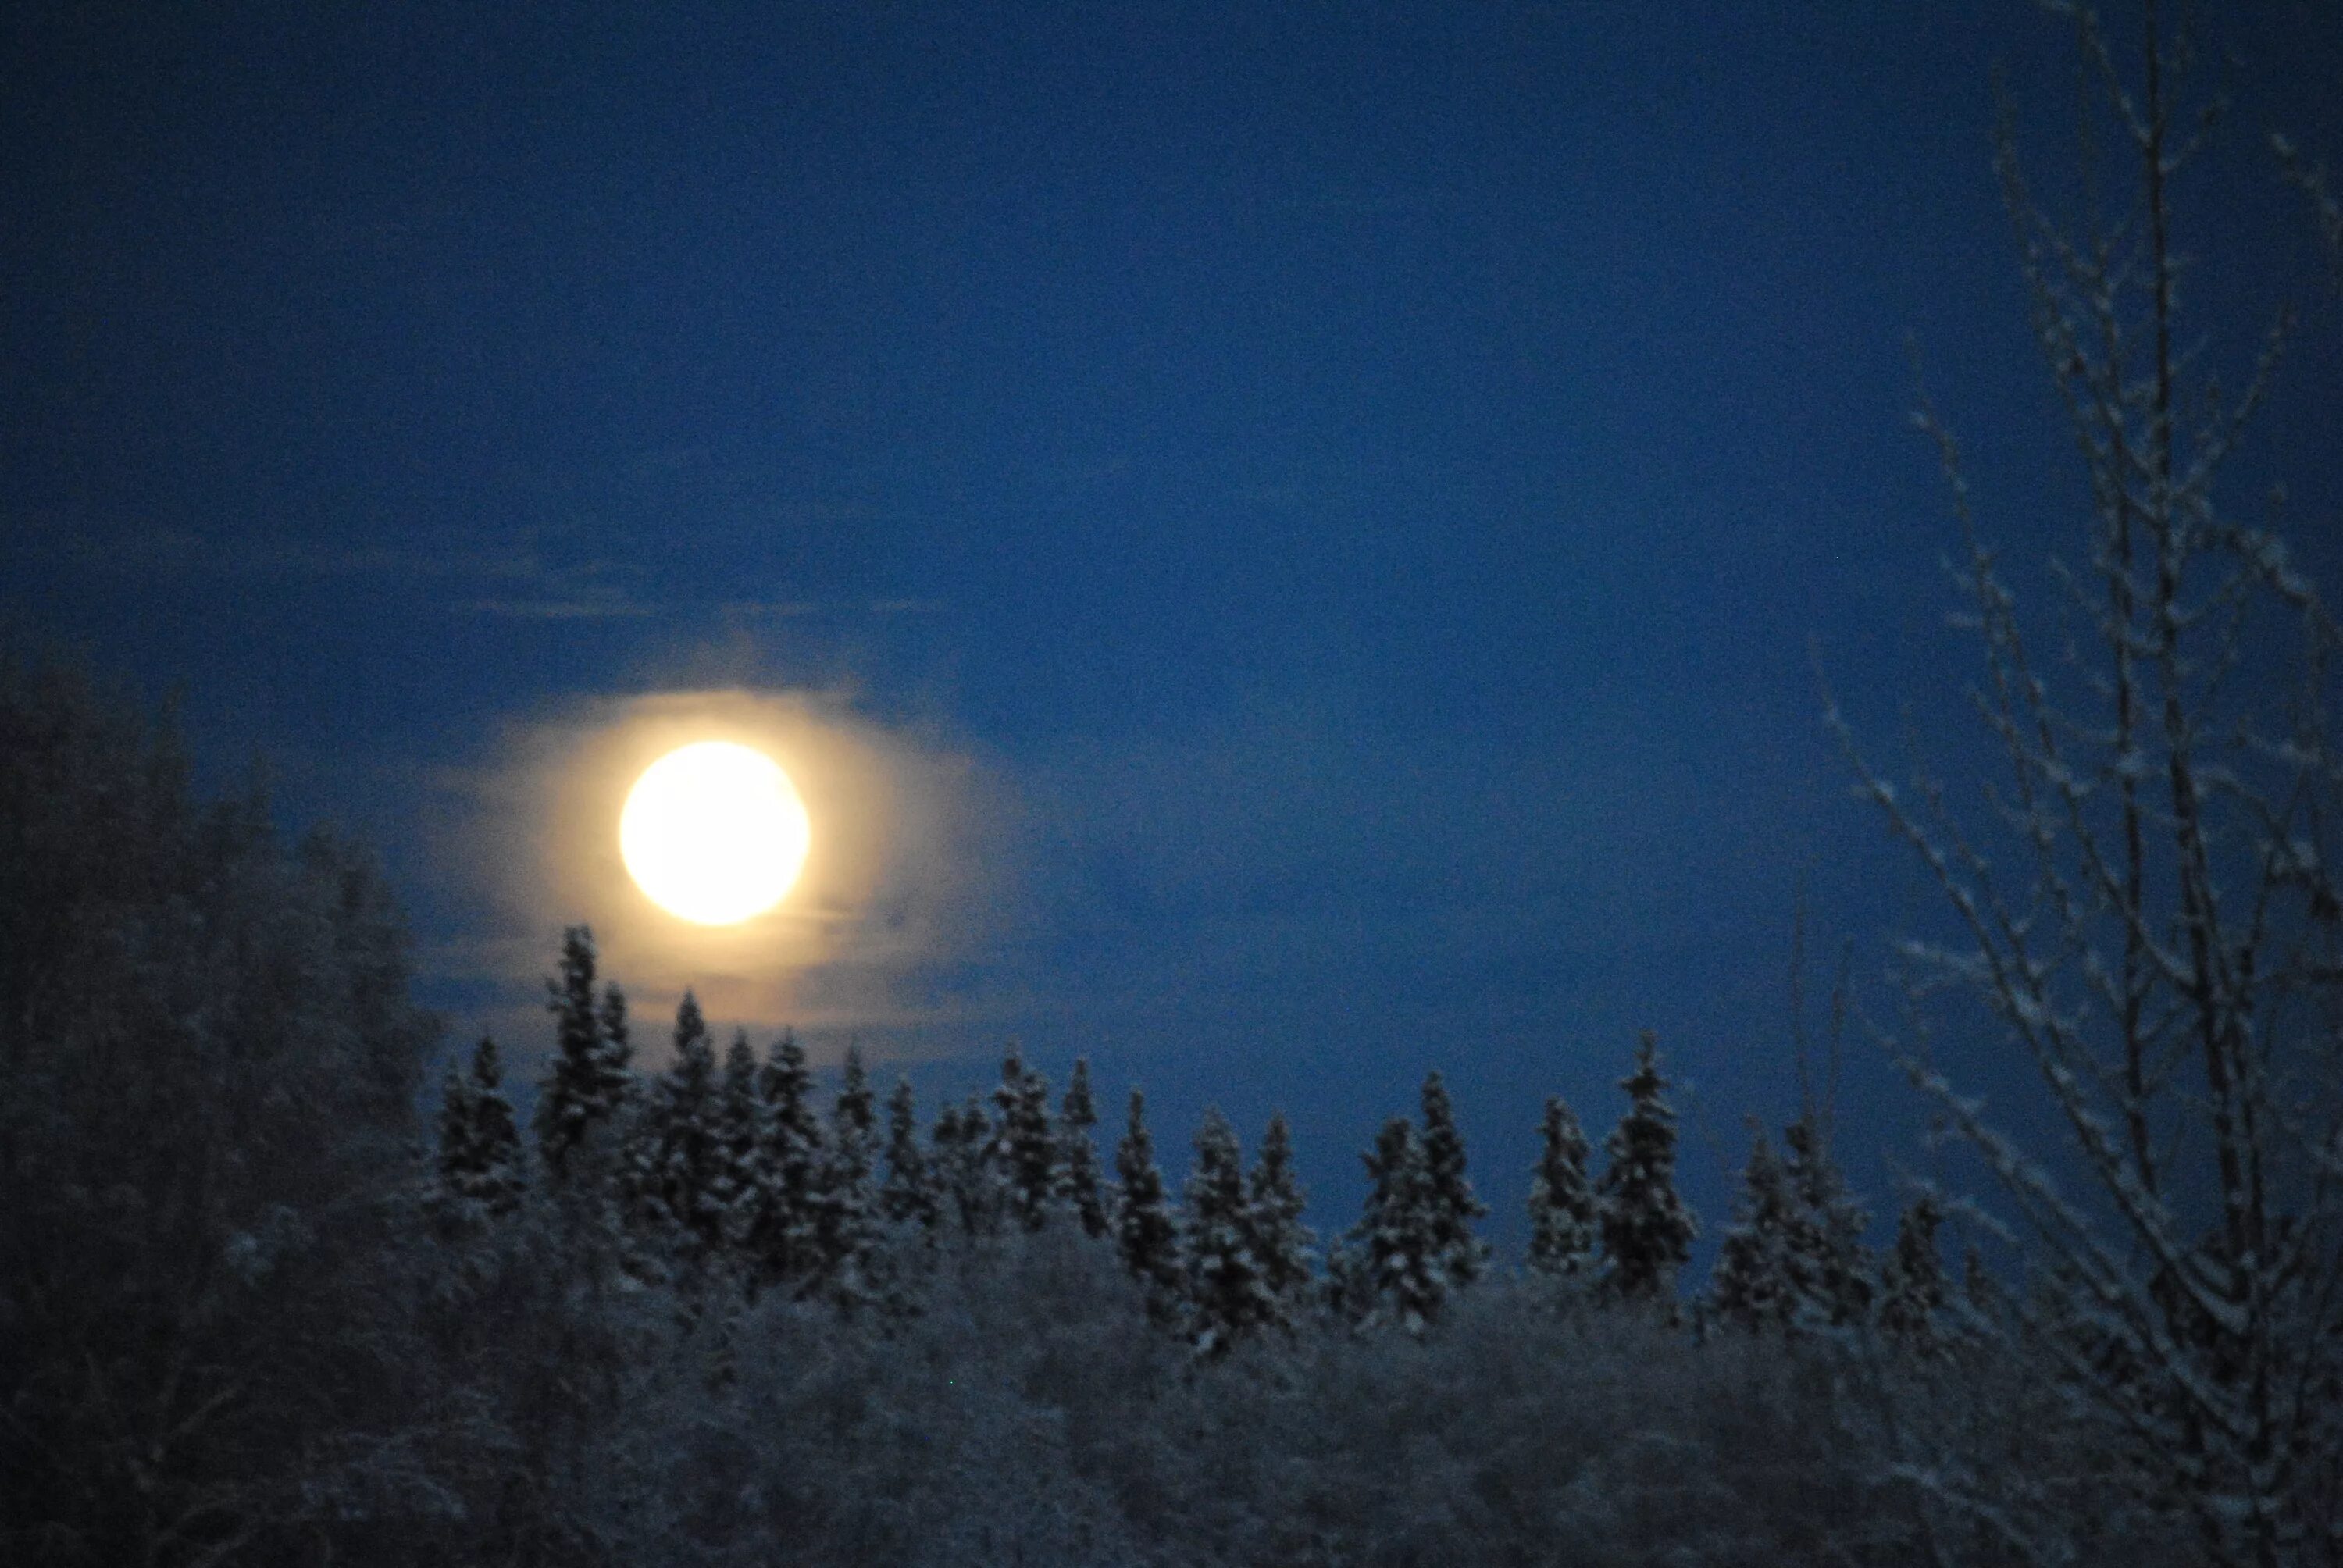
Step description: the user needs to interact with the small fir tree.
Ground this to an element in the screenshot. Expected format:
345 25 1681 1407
1525 1096 1597 1285
938 1092 1002 1238
464 1035 525 1214
744 1029 826 1291
433 1045 484 1209
1878 1193 1948 1354
710 1030 772 1260
1245 1111 1317 1321
1417 1071 1490 1288
1114 1089 1184 1327
1594 1031 1697 1307
880 1077 939 1230
1055 1057 1111 1238
815 1043 881 1312
639 992 725 1259
1347 1116 1447 1336
1780 1111 1874 1328
534 925 633 1178
1708 1124 1798 1334
990 1049 1057 1232
1182 1108 1278 1357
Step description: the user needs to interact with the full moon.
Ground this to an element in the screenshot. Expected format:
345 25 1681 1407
619 742 811 925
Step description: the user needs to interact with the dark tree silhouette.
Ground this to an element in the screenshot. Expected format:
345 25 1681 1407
1594 1032 1696 1309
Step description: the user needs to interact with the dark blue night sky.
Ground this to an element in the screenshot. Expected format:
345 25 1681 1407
5 0 2339 1259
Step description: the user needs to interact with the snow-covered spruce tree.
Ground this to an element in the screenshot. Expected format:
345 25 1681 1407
938 1092 1004 1238
1245 1110 1318 1324
435 1045 483 1203
1344 1115 1448 1336
1525 1095 1599 1287
990 1049 1057 1232
534 925 633 1181
813 1042 881 1312
742 1028 826 1294
436 1035 525 1217
1114 1088 1185 1328
1821 6 2343 1557
1708 1124 1799 1335
1594 1031 1696 1310
1417 1070 1492 1289
1877 1193 1948 1357
709 1030 772 1270
1779 1112 1874 1330
1056 1056 1112 1239
1182 1107 1280 1357
880 1076 940 1231
635 992 726 1263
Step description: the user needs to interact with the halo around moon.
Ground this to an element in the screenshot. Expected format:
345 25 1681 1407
619 740 811 925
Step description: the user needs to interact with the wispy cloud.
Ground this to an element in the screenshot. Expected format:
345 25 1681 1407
463 596 658 620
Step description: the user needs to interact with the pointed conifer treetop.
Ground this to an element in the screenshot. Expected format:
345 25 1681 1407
1056 1057 1111 1238
1779 1110 1874 1328
991 1049 1057 1232
946 1091 1002 1238
1182 1107 1278 1356
640 992 724 1254
535 925 633 1177
744 1028 826 1288
1595 1030 1697 1306
1418 1071 1491 1288
812 1043 883 1313
880 1077 939 1229
1350 1114 1446 1337
465 1035 525 1213
1245 1110 1317 1315
1878 1193 1947 1354
1114 1088 1184 1324
434 1052 483 1199
1709 1124 1797 1333
711 1030 770 1253
1526 1096 1597 1283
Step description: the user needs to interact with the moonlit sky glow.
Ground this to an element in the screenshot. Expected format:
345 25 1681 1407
3 2 2336 1257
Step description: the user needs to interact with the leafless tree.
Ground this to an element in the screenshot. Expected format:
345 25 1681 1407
1824 5 2343 1563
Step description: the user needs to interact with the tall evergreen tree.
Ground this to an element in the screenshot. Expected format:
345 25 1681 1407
1709 1124 1798 1333
433 1045 483 1207
638 992 725 1258
815 1043 882 1311
744 1028 826 1291
880 1077 939 1230
1182 1108 1278 1356
1417 1071 1490 1288
1878 1193 1947 1354
534 925 633 1177
1055 1057 1111 1238
990 1049 1057 1231
1114 1089 1184 1327
1779 1111 1874 1328
937 1092 1002 1238
1243 1111 1316 1324
1594 1031 1697 1307
710 1030 771 1260
464 1035 525 1214
1525 1096 1597 1285
1346 1116 1446 1335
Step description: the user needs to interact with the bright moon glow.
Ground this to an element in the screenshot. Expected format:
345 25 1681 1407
620 742 811 925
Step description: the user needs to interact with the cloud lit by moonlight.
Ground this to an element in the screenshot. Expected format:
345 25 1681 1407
449 688 1017 1053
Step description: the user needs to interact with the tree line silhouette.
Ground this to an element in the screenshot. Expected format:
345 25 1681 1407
436 926 1960 1362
